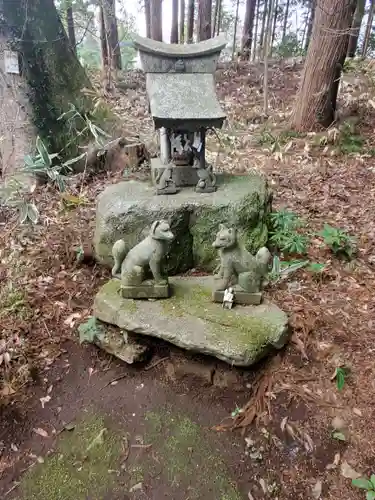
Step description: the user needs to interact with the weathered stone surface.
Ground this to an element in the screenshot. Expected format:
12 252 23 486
121 282 170 299
213 290 262 306
93 328 149 364
93 276 289 367
132 34 227 74
146 74 226 130
94 174 271 274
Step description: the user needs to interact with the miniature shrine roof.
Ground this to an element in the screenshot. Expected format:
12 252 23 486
146 73 226 130
132 34 227 59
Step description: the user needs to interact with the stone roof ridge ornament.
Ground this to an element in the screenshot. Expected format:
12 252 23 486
132 34 227 60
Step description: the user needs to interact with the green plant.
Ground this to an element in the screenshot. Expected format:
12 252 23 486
352 475 375 499
78 317 106 344
268 256 309 284
307 262 326 273
333 367 350 391
0 178 39 224
318 224 356 259
269 210 309 255
338 122 364 154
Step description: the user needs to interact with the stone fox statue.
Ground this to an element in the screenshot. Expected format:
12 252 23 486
111 220 175 286
212 224 271 293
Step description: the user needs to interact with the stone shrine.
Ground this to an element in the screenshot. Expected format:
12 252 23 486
132 34 226 194
90 38 289 367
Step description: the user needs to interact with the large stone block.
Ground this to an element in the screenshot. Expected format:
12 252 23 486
94 174 272 275
93 277 289 367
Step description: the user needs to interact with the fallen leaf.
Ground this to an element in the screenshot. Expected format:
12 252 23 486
259 478 267 493
40 395 51 408
64 423 75 431
280 416 288 432
63 312 81 328
86 428 106 452
341 461 361 479
353 408 362 416
0 384 15 396
248 492 255 500
33 427 49 438
332 431 346 441
312 479 322 499
326 453 341 470
10 443 18 452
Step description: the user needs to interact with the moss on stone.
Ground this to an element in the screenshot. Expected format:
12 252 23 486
162 281 279 356
19 414 122 500
144 408 241 499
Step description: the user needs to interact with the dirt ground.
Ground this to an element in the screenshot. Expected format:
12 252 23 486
1 59 375 499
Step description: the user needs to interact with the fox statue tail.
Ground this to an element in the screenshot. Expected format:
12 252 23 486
111 239 127 277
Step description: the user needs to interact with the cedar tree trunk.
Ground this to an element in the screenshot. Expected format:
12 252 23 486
241 0 256 58
66 5 76 53
145 0 152 38
361 0 375 57
270 0 279 54
216 0 222 34
305 0 316 51
252 0 260 60
171 0 179 43
103 0 122 70
291 0 357 131
1 0 94 156
99 6 109 66
259 0 269 57
232 0 240 59
150 0 163 41
187 0 195 42
281 0 290 41
197 0 212 41
347 0 365 57
180 0 186 43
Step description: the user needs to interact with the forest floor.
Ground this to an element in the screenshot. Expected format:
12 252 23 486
1 58 375 499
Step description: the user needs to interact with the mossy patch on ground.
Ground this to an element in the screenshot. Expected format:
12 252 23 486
143 408 242 500
18 414 122 500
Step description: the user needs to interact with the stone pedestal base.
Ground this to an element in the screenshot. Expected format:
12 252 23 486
121 281 170 299
212 289 262 306
195 185 217 193
151 158 198 187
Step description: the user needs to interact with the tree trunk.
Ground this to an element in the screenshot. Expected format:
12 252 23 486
347 0 365 56
281 0 290 41
66 5 76 53
241 0 257 58
252 0 260 60
291 0 357 131
187 0 195 42
232 0 240 59
361 0 375 57
1 0 93 156
216 0 222 34
197 0 212 41
180 0 186 43
212 0 218 36
103 0 122 70
305 0 316 51
259 0 269 57
270 0 279 54
264 0 275 114
151 0 163 41
171 0 179 42
145 0 152 38
99 6 109 67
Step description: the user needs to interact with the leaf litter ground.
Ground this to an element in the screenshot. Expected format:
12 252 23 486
1 59 375 499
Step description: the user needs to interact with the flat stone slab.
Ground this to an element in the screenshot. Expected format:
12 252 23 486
212 289 262 306
121 282 170 299
94 276 289 367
